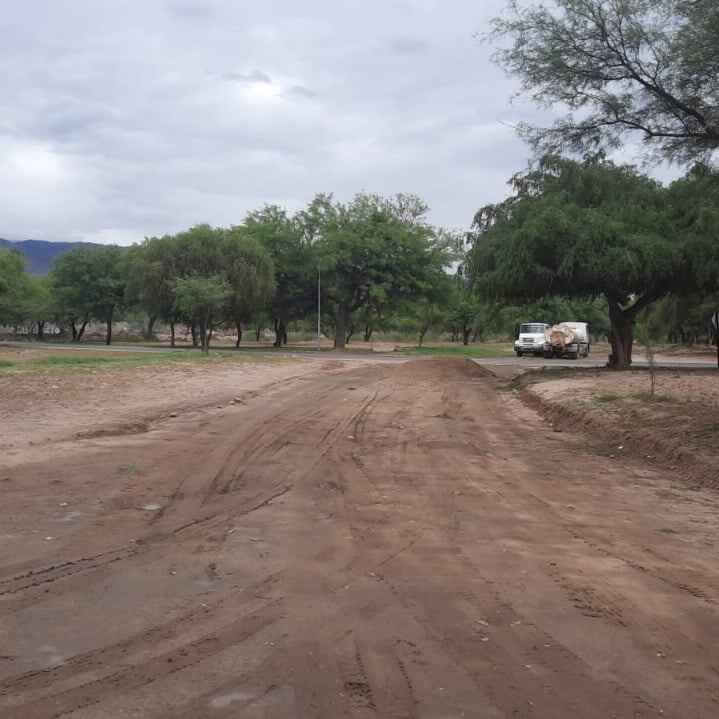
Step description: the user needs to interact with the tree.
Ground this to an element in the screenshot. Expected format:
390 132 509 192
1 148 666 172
51 246 126 344
243 206 315 348
173 276 229 352
468 155 679 368
24 275 54 340
314 193 445 350
125 236 180 342
490 0 719 165
0 248 31 331
220 228 275 348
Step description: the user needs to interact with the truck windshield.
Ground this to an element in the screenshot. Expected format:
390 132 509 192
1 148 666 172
520 324 545 334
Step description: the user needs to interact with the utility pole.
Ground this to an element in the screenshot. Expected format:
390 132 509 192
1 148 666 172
317 266 321 351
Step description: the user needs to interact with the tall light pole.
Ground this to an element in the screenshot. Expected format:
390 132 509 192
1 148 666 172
316 265 321 351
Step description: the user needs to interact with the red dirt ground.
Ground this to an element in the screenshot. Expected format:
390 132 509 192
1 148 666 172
1 358 718 717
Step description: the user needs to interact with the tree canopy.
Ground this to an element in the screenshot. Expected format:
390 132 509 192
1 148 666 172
490 0 719 165
467 155 682 367
312 193 449 349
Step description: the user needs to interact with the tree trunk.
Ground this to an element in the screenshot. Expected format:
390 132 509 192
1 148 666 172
75 318 88 342
607 300 634 369
255 325 262 342
190 324 198 348
37 321 45 341
208 324 214 342
145 314 157 341
273 319 285 348
418 325 428 348
462 324 471 346
363 325 372 342
235 320 242 349
70 321 78 341
345 323 354 345
198 315 209 353
105 315 113 345
333 307 350 350
282 328 288 346
170 322 176 348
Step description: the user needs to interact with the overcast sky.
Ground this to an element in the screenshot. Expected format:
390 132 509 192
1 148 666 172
0 0 668 245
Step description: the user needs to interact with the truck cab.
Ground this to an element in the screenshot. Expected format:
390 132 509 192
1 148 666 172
514 322 549 357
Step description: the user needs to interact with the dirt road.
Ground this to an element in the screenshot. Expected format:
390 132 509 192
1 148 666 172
1 359 718 718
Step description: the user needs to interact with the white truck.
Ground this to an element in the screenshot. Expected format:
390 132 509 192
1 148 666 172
543 322 590 359
514 322 549 357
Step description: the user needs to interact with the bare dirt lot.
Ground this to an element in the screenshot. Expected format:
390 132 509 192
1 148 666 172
0 348 333 464
523 369 719 488
1 357 718 717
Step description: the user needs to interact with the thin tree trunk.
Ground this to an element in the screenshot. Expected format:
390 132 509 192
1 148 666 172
70 321 78 341
273 319 284 348
170 322 176 347
105 316 113 345
190 323 198 348
255 325 262 342
282 327 288 346
345 323 354 345
363 325 372 342
418 325 428 348
462 324 471 346
146 314 157 341
75 318 88 342
37 321 45 341
235 320 242 349
198 315 209 353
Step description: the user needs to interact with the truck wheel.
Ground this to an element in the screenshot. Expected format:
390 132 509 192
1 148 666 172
516 351 523 357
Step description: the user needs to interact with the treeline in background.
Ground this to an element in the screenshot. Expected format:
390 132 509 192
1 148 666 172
0 161 718 364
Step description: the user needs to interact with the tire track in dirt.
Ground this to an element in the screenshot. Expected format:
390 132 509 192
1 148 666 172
2 359 719 717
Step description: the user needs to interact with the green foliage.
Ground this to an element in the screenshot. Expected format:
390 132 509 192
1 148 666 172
220 227 275 342
51 245 126 343
243 205 315 345
312 193 449 349
468 155 680 367
173 275 230 351
490 0 719 165
0 248 31 328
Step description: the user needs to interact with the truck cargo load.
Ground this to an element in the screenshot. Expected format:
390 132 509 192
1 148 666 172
543 322 590 359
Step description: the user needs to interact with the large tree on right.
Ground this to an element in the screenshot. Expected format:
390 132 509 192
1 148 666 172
491 0 719 165
467 155 681 369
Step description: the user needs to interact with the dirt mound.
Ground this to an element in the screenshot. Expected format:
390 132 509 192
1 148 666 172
397 357 494 382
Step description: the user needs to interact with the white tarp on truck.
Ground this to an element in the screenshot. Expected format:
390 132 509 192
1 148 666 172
544 322 590 358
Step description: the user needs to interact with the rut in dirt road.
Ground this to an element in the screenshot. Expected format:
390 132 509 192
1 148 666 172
0 358 718 718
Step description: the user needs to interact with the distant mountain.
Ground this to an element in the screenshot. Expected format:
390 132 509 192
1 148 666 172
0 238 103 275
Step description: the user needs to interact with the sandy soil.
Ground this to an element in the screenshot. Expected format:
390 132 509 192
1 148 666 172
0 353 335 465
1 358 718 717
524 370 719 487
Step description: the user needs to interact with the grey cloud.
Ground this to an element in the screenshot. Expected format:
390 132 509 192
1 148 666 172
286 85 317 99
166 1 213 19
386 37 431 54
221 70 272 84
0 0 674 246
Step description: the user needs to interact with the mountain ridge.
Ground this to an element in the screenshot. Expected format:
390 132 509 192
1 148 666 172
0 238 103 275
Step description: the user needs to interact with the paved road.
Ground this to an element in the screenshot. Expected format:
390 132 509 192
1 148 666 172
2 339 717 370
